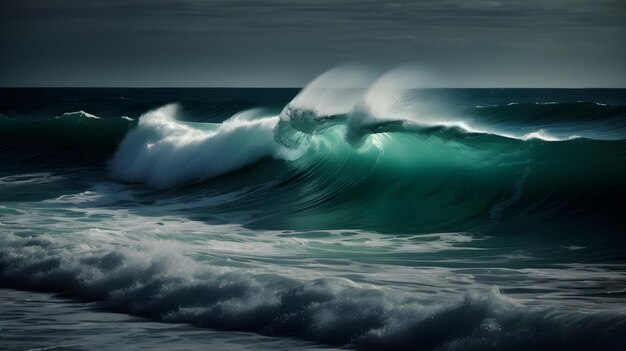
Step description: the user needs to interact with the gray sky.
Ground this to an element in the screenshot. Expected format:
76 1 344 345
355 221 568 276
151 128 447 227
1 0 624 87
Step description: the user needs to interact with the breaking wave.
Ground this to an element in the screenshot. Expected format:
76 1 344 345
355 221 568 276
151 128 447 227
1 235 624 350
2 69 625 233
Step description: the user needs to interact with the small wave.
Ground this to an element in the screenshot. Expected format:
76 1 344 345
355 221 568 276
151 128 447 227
521 129 567 141
0 172 64 186
55 110 102 119
476 100 617 109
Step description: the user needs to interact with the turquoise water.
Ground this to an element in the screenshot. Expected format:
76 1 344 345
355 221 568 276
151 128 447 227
1 80 626 350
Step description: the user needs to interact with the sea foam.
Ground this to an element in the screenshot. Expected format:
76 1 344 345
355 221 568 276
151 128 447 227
1 234 624 350
108 104 292 188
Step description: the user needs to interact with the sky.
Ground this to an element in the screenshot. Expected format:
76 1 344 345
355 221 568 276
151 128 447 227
1 0 625 87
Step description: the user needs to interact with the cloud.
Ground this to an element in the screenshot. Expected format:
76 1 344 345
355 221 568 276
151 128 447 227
3 0 624 31
0 0 624 86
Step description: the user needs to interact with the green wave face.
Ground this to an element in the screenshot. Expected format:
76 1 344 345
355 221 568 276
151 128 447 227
270 123 508 231
249 118 625 234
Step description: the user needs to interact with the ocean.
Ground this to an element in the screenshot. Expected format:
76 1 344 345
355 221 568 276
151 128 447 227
1 83 626 350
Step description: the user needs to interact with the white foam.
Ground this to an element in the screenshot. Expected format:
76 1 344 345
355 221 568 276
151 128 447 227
109 104 295 188
2 234 624 350
0 172 64 186
521 129 562 141
56 110 102 119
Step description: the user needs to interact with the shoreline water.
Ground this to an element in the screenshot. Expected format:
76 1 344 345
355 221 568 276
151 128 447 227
0 289 340 351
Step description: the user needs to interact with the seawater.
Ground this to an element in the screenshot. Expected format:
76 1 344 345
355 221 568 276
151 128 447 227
1 73 626 350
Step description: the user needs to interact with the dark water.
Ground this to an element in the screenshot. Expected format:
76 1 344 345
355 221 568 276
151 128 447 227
1 84 626 350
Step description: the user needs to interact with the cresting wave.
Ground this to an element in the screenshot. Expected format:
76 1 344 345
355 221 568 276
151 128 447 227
96 69 622 233
1 70 625 232
104 68 626 188
1 235 625 351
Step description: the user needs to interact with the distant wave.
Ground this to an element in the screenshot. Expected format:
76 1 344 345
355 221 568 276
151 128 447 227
55 110 102 119
0 112 133 168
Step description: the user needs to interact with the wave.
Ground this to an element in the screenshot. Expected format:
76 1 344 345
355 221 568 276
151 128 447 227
467 101 626 140
2 71 626 233
100 100 622 233
477 101 613 108
5 100 620 172
56 110 102 119
1 234 624 351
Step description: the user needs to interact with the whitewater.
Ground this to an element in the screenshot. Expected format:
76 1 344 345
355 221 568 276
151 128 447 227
1 69 626 350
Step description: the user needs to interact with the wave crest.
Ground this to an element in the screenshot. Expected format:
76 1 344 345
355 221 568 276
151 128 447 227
108 104 293 188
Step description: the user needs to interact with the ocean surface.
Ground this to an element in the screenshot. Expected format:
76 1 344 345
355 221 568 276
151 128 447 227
1 78 626 350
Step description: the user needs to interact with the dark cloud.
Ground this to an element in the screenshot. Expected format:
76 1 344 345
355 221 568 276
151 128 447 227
1 0 624 86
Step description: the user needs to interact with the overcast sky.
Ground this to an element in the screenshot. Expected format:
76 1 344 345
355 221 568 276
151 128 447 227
1 0 624 87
